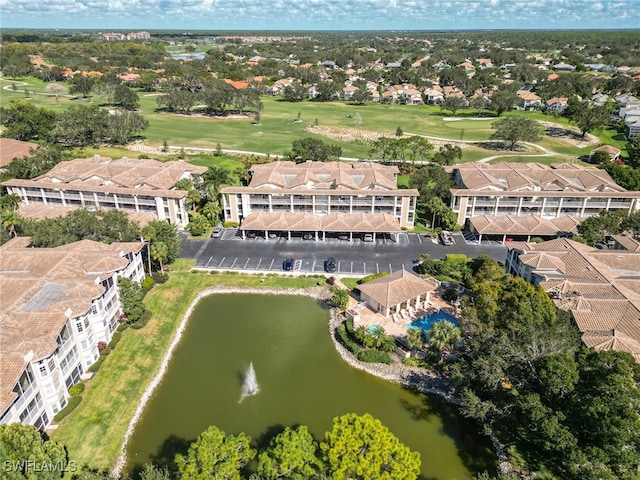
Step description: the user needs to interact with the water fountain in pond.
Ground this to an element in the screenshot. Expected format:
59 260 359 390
239 362 259 402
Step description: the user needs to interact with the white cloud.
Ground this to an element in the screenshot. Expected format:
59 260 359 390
1 0 639 30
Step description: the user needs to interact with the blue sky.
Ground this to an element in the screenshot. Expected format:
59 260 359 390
1 0 639 30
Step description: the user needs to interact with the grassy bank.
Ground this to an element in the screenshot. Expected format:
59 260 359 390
50 259 323 471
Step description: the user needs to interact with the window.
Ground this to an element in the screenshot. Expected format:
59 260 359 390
81 340 87 349
84 317 89 328
76 322 83 333
91 304 98 315
48 359 55 371
39 365 47 375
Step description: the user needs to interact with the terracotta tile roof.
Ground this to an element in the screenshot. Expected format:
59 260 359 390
17 204 156 226
240 212 402 233
452 162 633 197
0 138 38 167
356 269 438 310
591 145 621 155
0 238 144 413
612 235 640 252
224 161 413 195
3 156 206 199
510 237 640 361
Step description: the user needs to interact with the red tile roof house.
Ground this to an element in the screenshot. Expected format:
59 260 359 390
0 138 38 169
546 97 568 113
589 145 622 162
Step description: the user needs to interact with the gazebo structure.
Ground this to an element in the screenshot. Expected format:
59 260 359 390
356 269 439 318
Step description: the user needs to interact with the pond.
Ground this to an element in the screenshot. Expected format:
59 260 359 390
125 294 495 479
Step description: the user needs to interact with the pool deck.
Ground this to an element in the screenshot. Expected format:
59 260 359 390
348 285 460 338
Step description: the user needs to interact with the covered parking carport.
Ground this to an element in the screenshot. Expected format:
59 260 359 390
239 211 403 241
468 214 580 244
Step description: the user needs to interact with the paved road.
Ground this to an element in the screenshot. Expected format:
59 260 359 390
180 231 507 276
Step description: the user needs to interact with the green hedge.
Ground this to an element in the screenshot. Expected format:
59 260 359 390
357 349 392 364
357 272 389 285
151 273 169 284
117 323 128 332
88 356 104 373
53 396 82 422
108 332 121 349
130 310 152 329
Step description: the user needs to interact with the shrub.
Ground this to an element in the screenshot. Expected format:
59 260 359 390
330 286 349 310
356 349 393 364
53 396 82 422
68 382 85 396
97 341 107 353
223 221 239 228
402 357 423 367
88 357 104 373
108 332 121 349
151 273 169 284
131 309 152 329
141 276 155 290
336 323 361 356
117 323 128 332
101 347 112 356
442 287 459 302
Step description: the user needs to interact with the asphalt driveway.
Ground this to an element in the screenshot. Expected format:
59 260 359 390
180 230 507 276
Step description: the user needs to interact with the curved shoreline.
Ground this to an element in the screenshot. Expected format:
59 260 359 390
112 285 510 477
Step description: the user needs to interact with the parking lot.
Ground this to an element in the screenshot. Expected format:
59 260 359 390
180 229 508 276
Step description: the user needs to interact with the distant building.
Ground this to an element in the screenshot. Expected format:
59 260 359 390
0 237 145 430
2 157 206 228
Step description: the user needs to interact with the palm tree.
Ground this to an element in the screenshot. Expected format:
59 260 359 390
201 201 221 223
428 320 461 353
405 327 425 351
186 188 201 212
1 209 20 237
150 241 168 275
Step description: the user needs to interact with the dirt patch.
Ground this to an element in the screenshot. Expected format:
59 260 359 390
539 121 599 148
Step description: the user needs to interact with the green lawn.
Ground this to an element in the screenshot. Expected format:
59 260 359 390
1 76 608 163
50 260 324 472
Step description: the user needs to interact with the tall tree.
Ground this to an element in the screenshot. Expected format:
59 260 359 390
569 102 610 138
175 425 255 480
0 100 57 141
257 426 322 480
490 90 518 116
141 221 180 267
490 117 542 150
428 320 461 353
321 413 421 480
0 423 68 480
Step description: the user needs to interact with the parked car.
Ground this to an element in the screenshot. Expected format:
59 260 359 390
363 233 374 242
211 226 223 238
324 257 337 273
283 258 295 271
268 232 278 239
302 233 314 240
246 231 257 238
440 231 455 246
338 233 350 241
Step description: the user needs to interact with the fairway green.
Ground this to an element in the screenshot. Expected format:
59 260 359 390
0 77 602 163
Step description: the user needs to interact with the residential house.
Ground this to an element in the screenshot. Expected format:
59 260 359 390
553 63 576 71
424 88 445 105
505 237 640 362
266 77 295 95
476 58 493 69
2 157 206 228
340 85 359 100
221 161 419 240
517 91 542 110
0 237 145 430
546 97 568 112
589 145 622 162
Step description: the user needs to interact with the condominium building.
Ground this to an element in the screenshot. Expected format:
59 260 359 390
2 157 207 228
0 237 145 430
221 161 419 240
450 162 640 241
506 236 640 362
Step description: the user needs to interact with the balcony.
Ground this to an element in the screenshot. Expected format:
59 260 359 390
12 382 38 414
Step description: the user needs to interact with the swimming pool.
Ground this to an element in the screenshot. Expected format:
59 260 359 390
409 310 459 335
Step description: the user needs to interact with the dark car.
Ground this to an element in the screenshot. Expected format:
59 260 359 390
283 258 295 271
324 257 337 273
246 231 257 239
